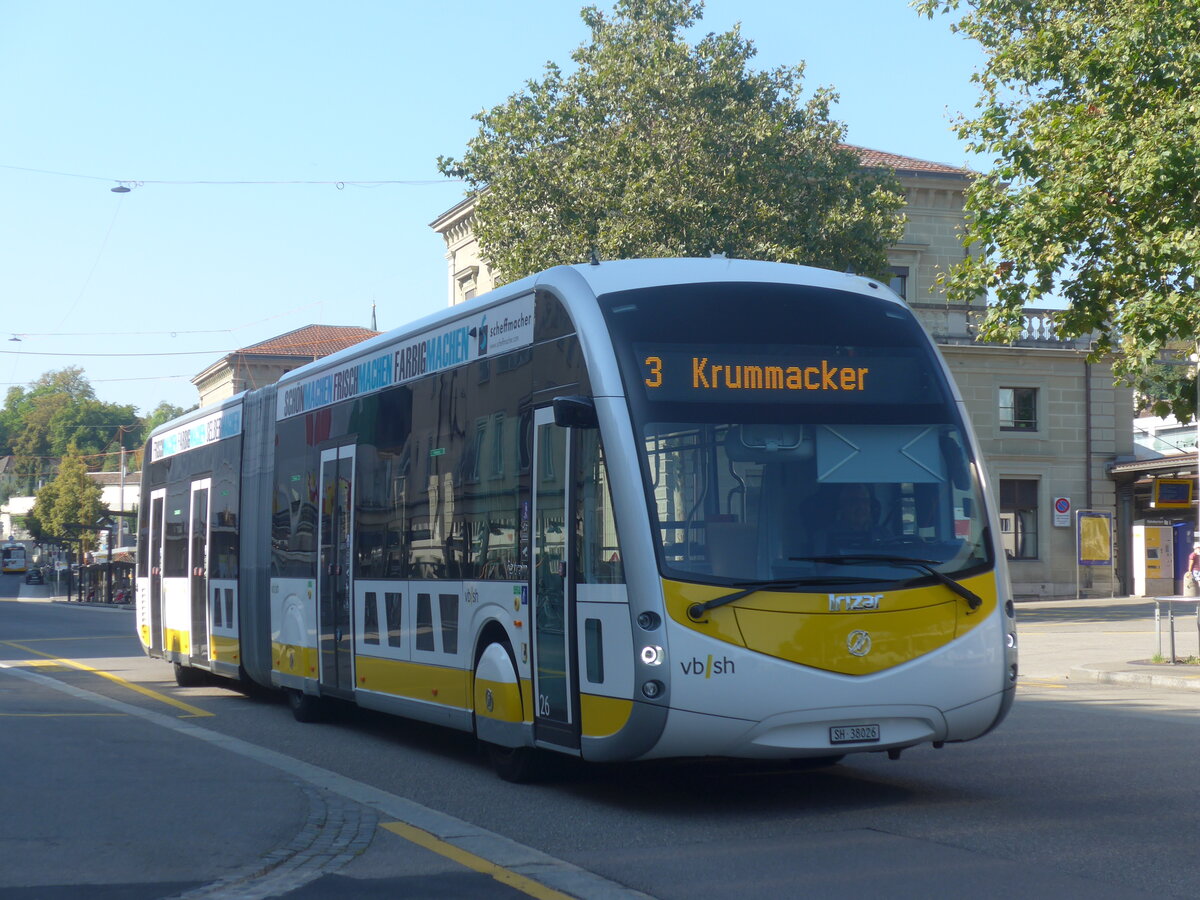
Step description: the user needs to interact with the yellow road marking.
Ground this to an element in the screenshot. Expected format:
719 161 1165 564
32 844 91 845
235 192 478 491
0 641 213 718
1019 680 1068 689
381 821 575 900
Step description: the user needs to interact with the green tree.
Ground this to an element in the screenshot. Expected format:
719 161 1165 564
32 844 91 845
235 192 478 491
0 368 140 489
438 0 905 283
143 401 188 434
915 0 1200 420
31 446 104 552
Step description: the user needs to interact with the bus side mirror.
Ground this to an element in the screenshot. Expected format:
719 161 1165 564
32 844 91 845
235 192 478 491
553 396 598 429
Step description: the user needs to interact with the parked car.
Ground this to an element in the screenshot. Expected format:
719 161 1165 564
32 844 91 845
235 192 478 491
25 568 43 585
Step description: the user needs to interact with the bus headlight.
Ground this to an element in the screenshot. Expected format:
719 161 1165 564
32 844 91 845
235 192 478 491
640 645 664 666
642 680 664 699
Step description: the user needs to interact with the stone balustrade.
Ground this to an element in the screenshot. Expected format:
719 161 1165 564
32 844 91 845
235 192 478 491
908 302 1093 350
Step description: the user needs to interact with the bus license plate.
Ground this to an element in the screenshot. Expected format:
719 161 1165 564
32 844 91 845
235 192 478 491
830 724 880 744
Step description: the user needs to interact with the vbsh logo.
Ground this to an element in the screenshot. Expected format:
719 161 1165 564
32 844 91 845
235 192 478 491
680 654 735 677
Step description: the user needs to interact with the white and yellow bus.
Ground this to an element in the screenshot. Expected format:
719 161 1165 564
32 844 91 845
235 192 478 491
2 542 27 574
137 258 1016 780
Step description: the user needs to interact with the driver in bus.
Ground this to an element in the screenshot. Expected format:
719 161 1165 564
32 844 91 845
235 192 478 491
826 483 888 548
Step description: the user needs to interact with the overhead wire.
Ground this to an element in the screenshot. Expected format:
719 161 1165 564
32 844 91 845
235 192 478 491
0 162 461 188
1 163 419 400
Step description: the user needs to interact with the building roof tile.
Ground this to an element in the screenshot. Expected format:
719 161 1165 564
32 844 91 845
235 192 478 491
848 145 974 177
238 324 379 359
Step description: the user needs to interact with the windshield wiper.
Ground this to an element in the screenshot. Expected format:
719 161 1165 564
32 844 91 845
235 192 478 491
686 576 890 621
791 555 983 611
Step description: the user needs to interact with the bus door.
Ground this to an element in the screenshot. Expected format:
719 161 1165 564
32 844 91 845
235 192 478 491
318 445 356 696
188 478 211 667
531 407 579 749
148 488 166 655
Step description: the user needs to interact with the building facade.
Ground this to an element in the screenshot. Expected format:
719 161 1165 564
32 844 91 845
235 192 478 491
430 147 1135 597
192 324 379 408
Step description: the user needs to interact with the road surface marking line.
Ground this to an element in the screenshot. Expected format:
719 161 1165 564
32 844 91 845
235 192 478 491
381 821 574 900
0 641 213 717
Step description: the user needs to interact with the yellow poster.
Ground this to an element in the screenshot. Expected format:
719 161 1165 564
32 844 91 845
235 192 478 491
1079 514 1112 565
1144 527 1161 576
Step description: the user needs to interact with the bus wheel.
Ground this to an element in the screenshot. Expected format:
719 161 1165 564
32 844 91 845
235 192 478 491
474 639 540 782
286 688 323 723
486 743 540 783
173 662 206 687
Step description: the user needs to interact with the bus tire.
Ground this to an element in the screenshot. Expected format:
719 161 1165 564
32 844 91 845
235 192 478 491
474 638 541 782
287 688 323 723
173 662 206 687
486 743 541 783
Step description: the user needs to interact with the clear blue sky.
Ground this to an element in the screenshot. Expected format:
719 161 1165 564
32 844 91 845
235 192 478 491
0 0 984 416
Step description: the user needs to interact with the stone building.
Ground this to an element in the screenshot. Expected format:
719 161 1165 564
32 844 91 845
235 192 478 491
191 324 379 408
430 146 1136 597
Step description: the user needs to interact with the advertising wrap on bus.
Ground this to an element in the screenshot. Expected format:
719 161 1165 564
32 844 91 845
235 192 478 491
151 404 243 462
277 293 534 421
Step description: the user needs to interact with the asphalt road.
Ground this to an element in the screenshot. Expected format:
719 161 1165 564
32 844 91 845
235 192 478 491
3 580 1199 899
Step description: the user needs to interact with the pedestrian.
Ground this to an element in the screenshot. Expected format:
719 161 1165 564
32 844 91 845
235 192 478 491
1186 541 1200 597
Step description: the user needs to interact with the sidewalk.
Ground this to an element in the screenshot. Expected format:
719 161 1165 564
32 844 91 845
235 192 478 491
17 581 134 610
1016 595 1200 691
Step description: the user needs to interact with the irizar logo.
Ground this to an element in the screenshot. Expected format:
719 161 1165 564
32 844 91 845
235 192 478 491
680 654 735 677
829 593 883 612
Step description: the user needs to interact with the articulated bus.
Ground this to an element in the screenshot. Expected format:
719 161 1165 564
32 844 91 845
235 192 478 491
2 542 27 574
137 258 1016 780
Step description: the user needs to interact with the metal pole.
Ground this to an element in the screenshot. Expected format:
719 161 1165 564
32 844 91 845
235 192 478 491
1169 598 1177 664
105 527 113 603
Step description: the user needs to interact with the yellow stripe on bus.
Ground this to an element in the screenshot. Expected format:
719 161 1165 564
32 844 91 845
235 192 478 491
354 656 470 707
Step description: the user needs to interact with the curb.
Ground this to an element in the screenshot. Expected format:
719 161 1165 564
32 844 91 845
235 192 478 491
1069 665 1200 691
49 598 134 611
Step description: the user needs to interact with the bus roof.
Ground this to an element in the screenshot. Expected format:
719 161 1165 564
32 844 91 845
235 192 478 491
274 258 899 392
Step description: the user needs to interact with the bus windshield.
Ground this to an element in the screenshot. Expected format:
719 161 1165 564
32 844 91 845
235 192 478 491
600 281 992 586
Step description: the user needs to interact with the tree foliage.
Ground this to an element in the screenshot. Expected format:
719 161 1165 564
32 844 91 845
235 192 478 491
0 368 142 489
31 446 104 552
143 401 188 434
915 0 1200 420
439 0 905 282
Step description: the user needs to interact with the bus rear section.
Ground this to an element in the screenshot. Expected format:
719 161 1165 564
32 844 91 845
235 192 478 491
136 403 247 686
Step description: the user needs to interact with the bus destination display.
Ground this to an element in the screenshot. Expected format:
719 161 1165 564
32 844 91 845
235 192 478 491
634 344 930 404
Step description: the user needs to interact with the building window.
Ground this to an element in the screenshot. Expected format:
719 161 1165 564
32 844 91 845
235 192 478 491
999 479 1038 559
888 266 909 300
455 265 479 304
999 387 1038 431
